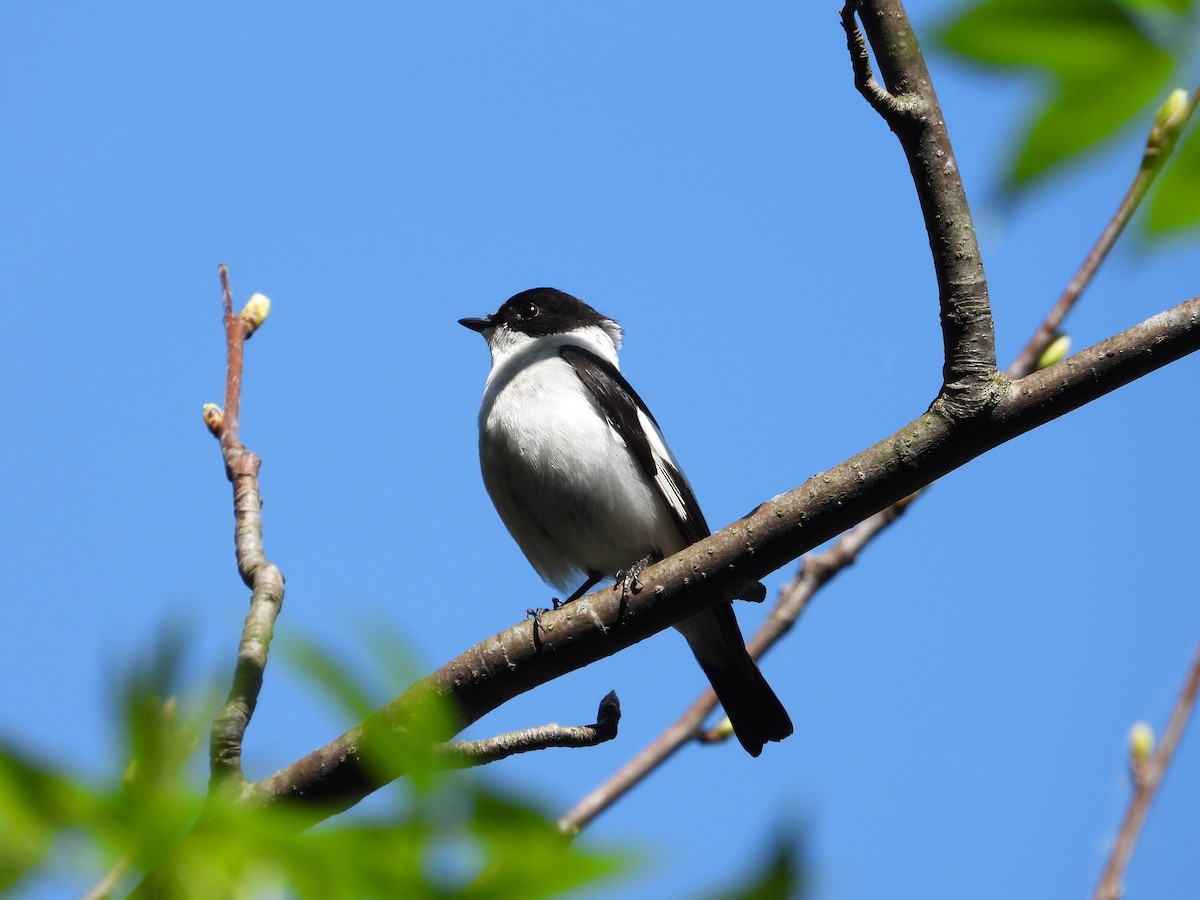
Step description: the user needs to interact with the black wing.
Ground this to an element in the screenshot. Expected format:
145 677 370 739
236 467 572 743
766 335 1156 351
560 345 710 545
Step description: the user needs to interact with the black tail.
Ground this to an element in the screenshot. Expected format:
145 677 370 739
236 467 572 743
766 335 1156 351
676 602 793 757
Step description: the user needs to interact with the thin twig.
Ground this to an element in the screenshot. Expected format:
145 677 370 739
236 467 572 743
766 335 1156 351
840 3 910 117
440 692 621 769
1011 86 1200 377
557 497 914 835
207 265 285 790
218 265 243 458
1094 640 1200 900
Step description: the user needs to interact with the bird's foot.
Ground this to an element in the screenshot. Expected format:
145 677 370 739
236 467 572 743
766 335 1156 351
613 555 655 618
526 607 551 650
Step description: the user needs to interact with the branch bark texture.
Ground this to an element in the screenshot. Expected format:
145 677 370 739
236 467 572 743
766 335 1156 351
208 267 285 790
244 1 1200 822
251 294 1200 820
844 0 996 410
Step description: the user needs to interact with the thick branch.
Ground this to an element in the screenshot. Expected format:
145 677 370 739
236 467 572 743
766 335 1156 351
558 77 1200 835
249 295 1200 821
843 0 997 410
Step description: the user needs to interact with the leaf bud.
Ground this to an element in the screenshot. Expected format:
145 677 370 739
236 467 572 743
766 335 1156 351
1147 88 1191 159
203 403 224 436
1036 333 1071 370
239 292 271 337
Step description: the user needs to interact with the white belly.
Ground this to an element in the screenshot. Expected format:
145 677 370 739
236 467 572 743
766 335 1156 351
479 353 682 594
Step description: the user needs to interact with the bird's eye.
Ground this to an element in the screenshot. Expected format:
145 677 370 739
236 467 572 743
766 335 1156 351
516 301 539 321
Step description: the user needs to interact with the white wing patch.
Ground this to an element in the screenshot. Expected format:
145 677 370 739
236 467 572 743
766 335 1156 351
637 406 692 528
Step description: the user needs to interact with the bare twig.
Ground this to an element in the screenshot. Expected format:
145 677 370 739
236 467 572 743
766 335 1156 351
440 692 621 769
206 265 284 790
557 497 915 834
1011 86 1200 376
1094 640 1200 900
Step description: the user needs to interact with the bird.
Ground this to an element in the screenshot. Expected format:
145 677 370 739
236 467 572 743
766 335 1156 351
459 287 792 756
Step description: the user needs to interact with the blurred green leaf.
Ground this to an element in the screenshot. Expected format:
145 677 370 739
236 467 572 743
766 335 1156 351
283 629 460 794
1013 53 1173 182
702 829 807 900
1119 0 1194 13
1148 121 1200 230
940 0 1158 70
283 632 383 722
147 780 629 900
465 786 631 900
937 0 1176 184
0 746 99 891
2 628 632 898
108 636 209 876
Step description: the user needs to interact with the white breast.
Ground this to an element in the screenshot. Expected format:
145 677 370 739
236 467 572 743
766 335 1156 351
477 329 683 594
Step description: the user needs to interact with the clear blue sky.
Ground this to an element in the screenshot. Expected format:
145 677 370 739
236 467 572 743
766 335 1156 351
2 3 1197 898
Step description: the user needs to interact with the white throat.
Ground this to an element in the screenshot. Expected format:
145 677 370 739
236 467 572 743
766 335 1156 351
484 321 622 380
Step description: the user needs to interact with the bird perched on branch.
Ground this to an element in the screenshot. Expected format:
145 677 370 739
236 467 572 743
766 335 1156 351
460 288 792 756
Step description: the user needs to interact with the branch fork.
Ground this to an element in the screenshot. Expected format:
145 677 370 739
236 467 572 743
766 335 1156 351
154 5 1200 894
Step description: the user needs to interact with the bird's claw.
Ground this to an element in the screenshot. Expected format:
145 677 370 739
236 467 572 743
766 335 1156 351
526 607 551 650
614 555 653 598
613 555 655 618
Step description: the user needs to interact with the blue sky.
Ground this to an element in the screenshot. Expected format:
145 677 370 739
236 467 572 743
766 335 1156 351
2 3 1197 898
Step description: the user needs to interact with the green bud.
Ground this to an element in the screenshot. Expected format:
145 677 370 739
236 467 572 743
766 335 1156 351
1147 88 1192 159
239 292 272 337
1129 721 1154 764
1036 333 1071 370
1155 88 1189 131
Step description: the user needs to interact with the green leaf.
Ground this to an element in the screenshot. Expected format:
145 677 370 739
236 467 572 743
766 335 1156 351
937 0 1176 184
465 786 630 900
1012 51 1173 183
1147 122 1200 230
282 632 384 721
238 783 628 900
0 746 100 890
1118 0 1195 14
941 0 1155 70
282 630 459 793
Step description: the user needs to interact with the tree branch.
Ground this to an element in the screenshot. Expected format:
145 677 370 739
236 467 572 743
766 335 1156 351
1011 86 1200 376
242 2 1200 836
843 0 996 411
558 497 913 835
557 77 1200 840
439 692 621 769
206 267 283 791
1094 639 1200 900
247 293 1200 823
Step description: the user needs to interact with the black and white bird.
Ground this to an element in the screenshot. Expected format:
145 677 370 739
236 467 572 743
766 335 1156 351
460 288 792 756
